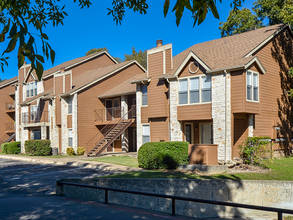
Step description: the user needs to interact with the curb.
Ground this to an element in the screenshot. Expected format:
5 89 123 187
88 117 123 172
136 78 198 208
0 155 142 172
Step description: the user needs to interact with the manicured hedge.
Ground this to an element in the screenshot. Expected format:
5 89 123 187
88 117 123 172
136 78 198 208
1 142 9 154
138 142 189 169
6 141 21 154
25 140 52 156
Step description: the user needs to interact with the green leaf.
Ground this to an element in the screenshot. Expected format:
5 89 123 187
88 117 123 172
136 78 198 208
0 33 5 42
36 60 44 81
50 49 55 65
208 0 220 19
2 19 10 34
17 53 25 69
27 35 34 50
163 0 170 17
41 33 49 40
4 37 17 53
36 55 44 63
9 22 17 38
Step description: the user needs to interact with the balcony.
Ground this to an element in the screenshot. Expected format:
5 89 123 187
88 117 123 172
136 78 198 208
94 105 136 126
6 102 15 113
22 111 49 124
5 122 15 133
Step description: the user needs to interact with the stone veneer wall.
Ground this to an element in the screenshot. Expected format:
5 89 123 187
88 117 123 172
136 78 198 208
15 86 20 142
136 84 142 151
50 99 59 151
212 73 232 162
169 80 183 141
61 98 68 153
121 95 129 152
72 94 78 152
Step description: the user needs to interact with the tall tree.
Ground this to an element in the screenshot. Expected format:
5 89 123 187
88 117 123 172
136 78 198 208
85 47 122 63
124 47 147 70
1 0 244 79
219 8 263 37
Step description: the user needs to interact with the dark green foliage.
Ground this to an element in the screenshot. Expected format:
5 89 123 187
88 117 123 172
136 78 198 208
67 147 75 156
6 141 21 154
138 142 188 169
1 142 9 154
25 140 52 156
239 137 272 165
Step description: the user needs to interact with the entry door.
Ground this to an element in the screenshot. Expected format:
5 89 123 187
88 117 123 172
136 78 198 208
185 124 193 144
105 100 113 121
201 124 213 144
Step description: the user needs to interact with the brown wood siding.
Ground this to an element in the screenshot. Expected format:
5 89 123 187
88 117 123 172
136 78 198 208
148 52 168 118
177 104 212 121
65 74 71 92
71 54 115 78
54 76 63 125
150 117 169 142
233 114 248 158
67 115 72 128
178 58 206 78
18 68 24 82
77 63 144 153
114 139 122 152
44 76 53 91
231 70 245 113
141 107 149 123
0 84 15 138
165 49 172 73
252 33 287 139
245 102 260 114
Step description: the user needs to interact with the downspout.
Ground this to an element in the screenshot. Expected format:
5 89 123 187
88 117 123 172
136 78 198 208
224 70 228 163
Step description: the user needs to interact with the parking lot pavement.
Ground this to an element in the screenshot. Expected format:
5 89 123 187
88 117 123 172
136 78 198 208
0 158 120 197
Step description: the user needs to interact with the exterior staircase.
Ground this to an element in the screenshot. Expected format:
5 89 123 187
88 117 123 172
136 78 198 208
87 105 136 157
0 133 16 145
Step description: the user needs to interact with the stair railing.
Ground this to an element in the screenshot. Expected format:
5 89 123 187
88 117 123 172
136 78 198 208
86 105 136 154
0 133 8 145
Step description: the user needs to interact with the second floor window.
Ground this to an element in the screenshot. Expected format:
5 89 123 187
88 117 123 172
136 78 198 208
142 84 148 106
179 75 211 105
27 82 38 98
247 71 259 102
68 97 73 114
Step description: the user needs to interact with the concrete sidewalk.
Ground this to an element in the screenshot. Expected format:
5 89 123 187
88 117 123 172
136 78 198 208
0 153 142 172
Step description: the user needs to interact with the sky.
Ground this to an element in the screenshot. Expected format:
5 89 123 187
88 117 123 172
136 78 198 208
0 0 256 80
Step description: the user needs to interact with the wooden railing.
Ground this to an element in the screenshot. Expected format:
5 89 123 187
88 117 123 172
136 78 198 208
5 122 15 132
22 111 49 124
94 107 123 123
6 102 15 111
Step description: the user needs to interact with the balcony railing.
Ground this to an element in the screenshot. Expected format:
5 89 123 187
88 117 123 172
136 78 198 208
6 102 15 111
22 111 49 124
94 105 136 123
5 122 15 132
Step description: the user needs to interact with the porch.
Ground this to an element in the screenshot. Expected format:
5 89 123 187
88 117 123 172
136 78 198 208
22 111 49 124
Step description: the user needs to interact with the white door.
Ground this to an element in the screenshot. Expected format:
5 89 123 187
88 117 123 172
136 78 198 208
200 124 213 144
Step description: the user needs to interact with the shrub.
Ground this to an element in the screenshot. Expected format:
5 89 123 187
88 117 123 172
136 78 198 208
77 147 85 155
138 142 189 169
6 141 21 154
1 142 9 154
239 137 272 165
25 140 52 156
67 147 75 156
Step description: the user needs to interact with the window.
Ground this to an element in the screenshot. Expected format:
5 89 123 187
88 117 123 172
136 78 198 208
31 130 41 140
142 124 150 144
30 105 37 121
68 97 73 114
247 71 259 102
68 129 73 147
178 76 211 105
142 84 148 106
27 82 38 98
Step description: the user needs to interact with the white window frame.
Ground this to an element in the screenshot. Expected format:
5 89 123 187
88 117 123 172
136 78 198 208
26 81 38 98
68 129 73 147
68 96 73 115
246 70 259 103
141 84 148 106
142 124 150 144
178 75 212 106
184 122 194 144
30 105 37 121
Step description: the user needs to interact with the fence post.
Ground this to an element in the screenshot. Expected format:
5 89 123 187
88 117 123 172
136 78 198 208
172 198 176 215
105 189 108 204
278 212 282 220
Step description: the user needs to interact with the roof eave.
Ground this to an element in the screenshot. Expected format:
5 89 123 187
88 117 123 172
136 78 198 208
98 91 136 99
130 78 151 84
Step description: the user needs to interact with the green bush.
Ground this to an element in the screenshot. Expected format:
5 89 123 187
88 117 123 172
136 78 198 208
67 147 75 156
239 137 272 165
77 147 85 155
25 140 52 156
1 142 9 154
138 142 189 169
6 141 21 154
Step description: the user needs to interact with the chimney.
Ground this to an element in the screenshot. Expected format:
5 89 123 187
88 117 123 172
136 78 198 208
156 40 163 47
60 67 65 73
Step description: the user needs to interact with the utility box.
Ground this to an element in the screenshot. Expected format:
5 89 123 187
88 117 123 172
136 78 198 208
188 144 218 165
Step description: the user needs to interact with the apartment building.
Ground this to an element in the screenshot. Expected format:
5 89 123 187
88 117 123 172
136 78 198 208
0 23 291 161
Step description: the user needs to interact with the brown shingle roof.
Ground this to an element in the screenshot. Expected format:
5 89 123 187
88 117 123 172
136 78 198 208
42 51 111 78
19 89 53 106
64 60 136 95
98 73 147 98
0 76 18 88
167 24 284 76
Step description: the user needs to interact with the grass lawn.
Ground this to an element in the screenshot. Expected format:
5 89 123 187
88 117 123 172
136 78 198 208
85 156 139 168
97 156 293 181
